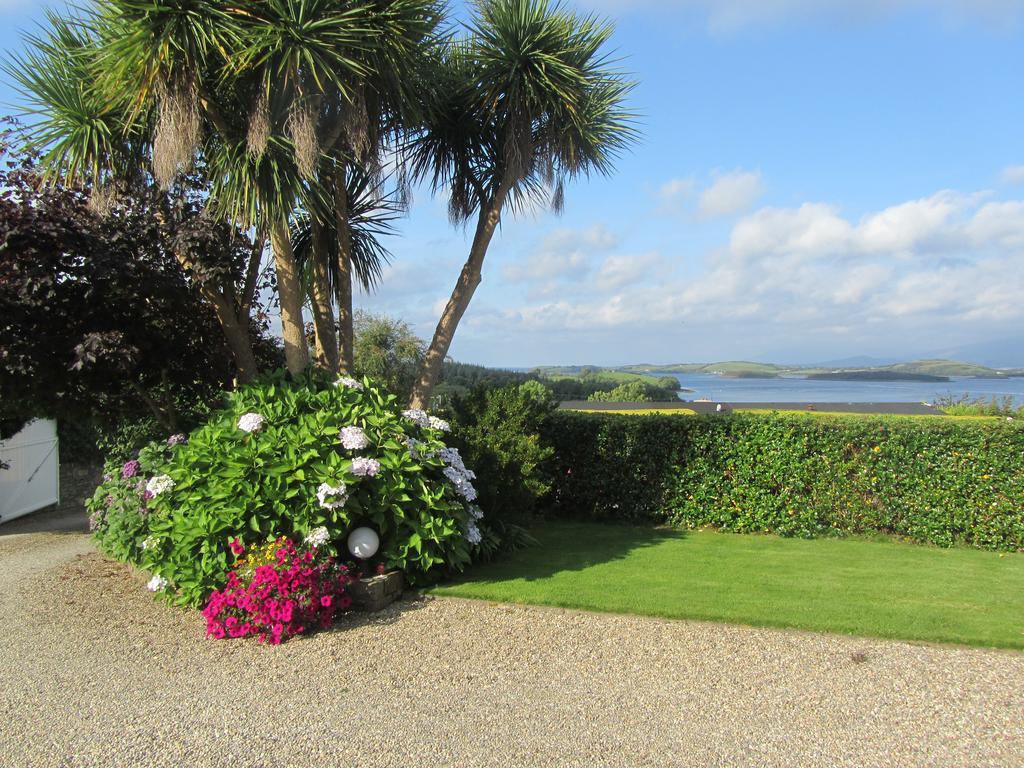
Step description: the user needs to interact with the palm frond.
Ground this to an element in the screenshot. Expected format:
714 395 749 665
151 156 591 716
291 163 402 295
5 10 148 185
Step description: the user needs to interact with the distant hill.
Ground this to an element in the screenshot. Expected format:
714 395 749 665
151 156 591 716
622 361 784 377
620 358 1022 379
807 371 950 383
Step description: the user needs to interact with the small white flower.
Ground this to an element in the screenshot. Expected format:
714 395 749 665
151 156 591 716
402 409 430 428
427 416 451 432
335 376 364 391
316 482 348 510
237 412 265 433
464 521 482 546
145 475 174 497
350 457 381 478
305 526 331 548
147 575 169 592
141 535 160 551
339 425 370 451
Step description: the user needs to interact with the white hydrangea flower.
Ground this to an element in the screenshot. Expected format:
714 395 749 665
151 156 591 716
147 575 169 592
350 457 381 478
145 475 174 497
339 425 370 451
464 521 482 546
305 526 331 548
335 376 364 391
427 416 451 432
317 482 348 510
402 408 430 428
237 412 265 433
141 535 160 551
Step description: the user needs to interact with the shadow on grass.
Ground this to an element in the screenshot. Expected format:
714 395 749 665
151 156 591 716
447 520 686 585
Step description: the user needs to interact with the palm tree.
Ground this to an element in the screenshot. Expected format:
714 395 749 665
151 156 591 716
14 0 442 377
6 12 268 381
290 163 403 368
405 0 637 408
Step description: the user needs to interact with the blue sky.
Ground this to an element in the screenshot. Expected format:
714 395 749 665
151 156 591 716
3 1 1024 367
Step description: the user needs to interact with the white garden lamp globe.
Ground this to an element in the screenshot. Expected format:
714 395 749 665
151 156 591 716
347 527 380 560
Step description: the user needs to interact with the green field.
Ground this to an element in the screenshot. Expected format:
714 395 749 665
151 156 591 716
429 521 1024 649
532 368 677 389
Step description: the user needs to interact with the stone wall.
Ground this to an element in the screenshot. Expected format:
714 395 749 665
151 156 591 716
56 461 103 519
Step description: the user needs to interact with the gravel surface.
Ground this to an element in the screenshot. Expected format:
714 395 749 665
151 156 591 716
2 521 1023 767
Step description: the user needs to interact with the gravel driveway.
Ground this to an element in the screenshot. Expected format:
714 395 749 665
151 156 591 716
2 510 1022 768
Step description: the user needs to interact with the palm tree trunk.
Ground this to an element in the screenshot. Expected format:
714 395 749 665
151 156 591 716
270 219 310 376
204 290 260 383
309 220 340 373
334 166 355 374
408 190 508 409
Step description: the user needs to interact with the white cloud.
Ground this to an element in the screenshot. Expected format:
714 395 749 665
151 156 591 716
595 252 662 290
657 177 695 212
489 187 1024 339
503 224 617 284
1000 165 1024 185
697 170 765 219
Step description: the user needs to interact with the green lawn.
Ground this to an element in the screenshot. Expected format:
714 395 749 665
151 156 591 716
429 521 1024 649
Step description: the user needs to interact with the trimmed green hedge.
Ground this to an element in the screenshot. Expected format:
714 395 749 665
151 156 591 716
543 412 1024 550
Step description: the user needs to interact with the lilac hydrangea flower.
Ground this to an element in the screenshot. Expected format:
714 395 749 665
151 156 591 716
121 460 141 479
350 457 381 478
401 409 430 428
167 433 187 447
335 376 364 391
339 426 370 451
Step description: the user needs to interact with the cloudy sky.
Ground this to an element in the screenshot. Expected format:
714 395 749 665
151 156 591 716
3 1 1024 366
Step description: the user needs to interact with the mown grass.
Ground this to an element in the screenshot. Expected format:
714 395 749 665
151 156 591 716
429 521 1024 649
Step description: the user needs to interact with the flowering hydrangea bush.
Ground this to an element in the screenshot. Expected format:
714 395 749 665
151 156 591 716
87 439 183 564
88 371 487 608
202 536 353 644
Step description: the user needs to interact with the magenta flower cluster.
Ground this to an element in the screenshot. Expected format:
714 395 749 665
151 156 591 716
201 537 355 645
121 460 141 479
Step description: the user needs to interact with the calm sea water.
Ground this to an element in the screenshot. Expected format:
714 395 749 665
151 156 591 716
662 373 1024 405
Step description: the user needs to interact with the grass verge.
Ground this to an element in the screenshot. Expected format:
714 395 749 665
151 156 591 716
428 521 1024 649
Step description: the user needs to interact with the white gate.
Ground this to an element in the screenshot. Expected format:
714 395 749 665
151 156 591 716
0 419 60 525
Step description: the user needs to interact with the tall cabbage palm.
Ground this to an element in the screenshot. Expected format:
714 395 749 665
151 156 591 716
290 164 402 367
406 0 637 407
6 14 269 381
13 0 442 377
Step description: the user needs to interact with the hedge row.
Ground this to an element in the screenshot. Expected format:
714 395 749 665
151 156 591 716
542 411 1024 550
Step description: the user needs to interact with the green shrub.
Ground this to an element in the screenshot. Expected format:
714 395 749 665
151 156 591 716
586 381 652 402
543 411 1024 550
444 382 556 523
87 372 485 606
